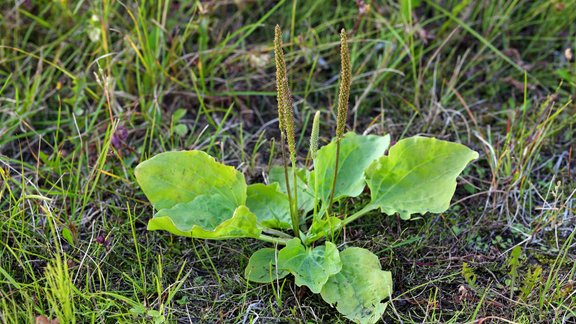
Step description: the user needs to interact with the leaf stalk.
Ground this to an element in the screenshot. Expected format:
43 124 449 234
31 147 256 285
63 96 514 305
258 234 290 245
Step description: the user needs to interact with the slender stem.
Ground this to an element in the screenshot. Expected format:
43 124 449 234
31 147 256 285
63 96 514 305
281 133 299 235
342 204 377 226
262 228 293 239
281 134 292 204
327 138 341 215
291 157 298 228
257 234 290 245
313 164 319 222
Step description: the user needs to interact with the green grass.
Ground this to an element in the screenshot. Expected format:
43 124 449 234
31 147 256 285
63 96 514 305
1 0 575 322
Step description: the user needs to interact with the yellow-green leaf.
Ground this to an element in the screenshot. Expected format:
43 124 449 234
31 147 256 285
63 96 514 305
147 200 260 239
321 247 393 324
366 136 478 220
278 239 341 293
135 151 246 210
311 132 390 206
245 248 289 283
246 183 292 229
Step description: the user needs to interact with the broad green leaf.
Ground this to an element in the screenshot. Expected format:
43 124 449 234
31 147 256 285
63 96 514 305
321 247 393 324
305 217 342 244
244 248 289 283
192 206 259 238
147 197 260 239
277 238 341 293
246 183 292 229
135 151 246 210
311 132 390 205
151 194 236 231
269 166 314 213
366 136 478 220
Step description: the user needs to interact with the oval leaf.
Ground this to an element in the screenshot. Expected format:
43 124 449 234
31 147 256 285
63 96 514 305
277 238 341 293
245 248 289 283
147 199 260 239
311 132 390 206
135 151 246 210
320 247 393 324
246 183 292 229
269 166 315 214
366 136 478 220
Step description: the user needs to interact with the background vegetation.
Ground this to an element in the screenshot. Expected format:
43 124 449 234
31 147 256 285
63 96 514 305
1 0 574 322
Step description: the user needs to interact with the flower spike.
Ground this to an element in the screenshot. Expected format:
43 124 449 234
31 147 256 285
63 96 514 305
336 29 351 140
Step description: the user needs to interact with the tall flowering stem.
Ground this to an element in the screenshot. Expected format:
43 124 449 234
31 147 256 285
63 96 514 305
274 25 299 235
328 29 351 211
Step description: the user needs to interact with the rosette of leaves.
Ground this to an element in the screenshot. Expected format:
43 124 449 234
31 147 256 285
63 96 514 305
135 26 478 323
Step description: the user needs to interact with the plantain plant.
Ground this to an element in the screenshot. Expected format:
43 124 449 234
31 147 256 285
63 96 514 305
134 26 478 323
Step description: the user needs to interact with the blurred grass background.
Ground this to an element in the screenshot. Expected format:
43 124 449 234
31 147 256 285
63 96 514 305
0 0 575 322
